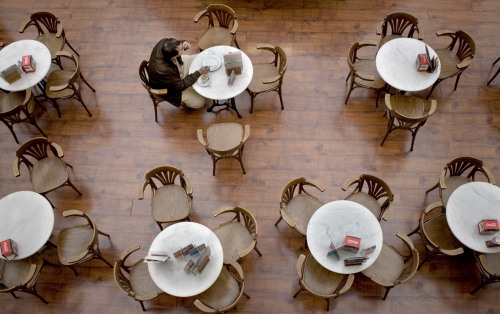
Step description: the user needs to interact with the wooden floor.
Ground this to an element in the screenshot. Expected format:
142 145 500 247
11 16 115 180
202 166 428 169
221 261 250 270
1 0 499 313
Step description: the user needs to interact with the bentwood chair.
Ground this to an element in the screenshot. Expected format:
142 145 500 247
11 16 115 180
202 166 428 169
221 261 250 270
193 4 240 51
426 30 475 99
381 94 437 152
0 253 48 304
361 232 419 300
138 166 192 231
487 57 500 85
139 60 173 122
470 251 500 294
426 156 495 208
212 206 262 264
345 41 388 108
114 244 164 311
0 88 47 144
275 177 325 247
194 260 249 313
246 44 287 113
13 137 82 205
57 210 112 275
376 12 423 48
197 123 250 176
294 253 354 311
407 201 464 269
44 51 94 117
341 174 394 221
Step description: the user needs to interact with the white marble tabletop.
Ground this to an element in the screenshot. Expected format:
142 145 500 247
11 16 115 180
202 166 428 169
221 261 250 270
446 182 500 253
0 191 54 260
148 221 223 297
189 45 253 100
307 200 383 274
376 38 441 92
0 40 52 92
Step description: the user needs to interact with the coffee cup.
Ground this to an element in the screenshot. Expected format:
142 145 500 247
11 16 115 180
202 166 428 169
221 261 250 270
201 74 209 82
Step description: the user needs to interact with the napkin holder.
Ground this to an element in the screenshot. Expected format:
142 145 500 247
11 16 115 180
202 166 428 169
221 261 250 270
0 63 23 84
223 52 243 76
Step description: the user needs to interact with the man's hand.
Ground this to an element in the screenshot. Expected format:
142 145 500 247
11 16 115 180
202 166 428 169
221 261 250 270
182 41 191 51
198 66 210 74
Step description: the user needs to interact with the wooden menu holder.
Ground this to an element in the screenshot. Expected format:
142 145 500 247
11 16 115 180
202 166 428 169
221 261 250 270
223 51 243 76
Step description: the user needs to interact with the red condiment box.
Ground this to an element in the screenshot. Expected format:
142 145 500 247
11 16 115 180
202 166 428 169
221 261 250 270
415 53 430 72
478 219 499 235
21 55 36 73
344 235 361 253
1 239 18 260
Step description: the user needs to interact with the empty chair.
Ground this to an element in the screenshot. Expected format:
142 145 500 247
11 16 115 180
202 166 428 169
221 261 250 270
44 51 94 117
0 88 47 143
426 156 495 208
470 251 500 294
13 137 82 205
246 44 287 113
381 94 437 151
57 210 112 275
376 12 423 47
114 244 164 311
275 177 325 246
194 260 249 313
426 30 475 99
193 4 239 51
341 174 394 221
138 166 192 230
361 232 419 300
197 123 250 176
212 206 262 264
139 60 172 122
407 201 464 269
0 253 48 304
294 253 354 311
345 41 387 107
487 57 500 85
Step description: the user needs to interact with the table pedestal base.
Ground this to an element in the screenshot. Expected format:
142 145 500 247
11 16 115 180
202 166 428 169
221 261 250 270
207 99 242 119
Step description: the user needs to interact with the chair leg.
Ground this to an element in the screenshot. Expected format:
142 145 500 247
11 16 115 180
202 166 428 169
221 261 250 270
139 300 146 311
80 73 96 92
380 128 392 147
29 116 48 138
69 265 79 276
48 98 62 117
454 73 462 90
249 93 255 113
243 292 250 299
375 90 380 108
470 277 489 295
153 99 159 122
67 180 83 197
157 222 164 231
97 229 111 239
74 90 93 117
30 288 49 304
382 286 392 300
41 194 55 208
344 80 354 104
10 292 18 299
278 88 284 110
65 39 80 57
426 182 439 194
96 252 113 268
325 298 330 311
407 224 420 237
487 67 500 85
254 246 262 257
237 156 246 174
293 286 303 298
1 119 19 143
426 80 440 100
275 216 282 226
409 130 418 152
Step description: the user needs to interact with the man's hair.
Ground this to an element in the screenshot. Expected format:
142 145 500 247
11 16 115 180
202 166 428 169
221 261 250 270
161 38 183 60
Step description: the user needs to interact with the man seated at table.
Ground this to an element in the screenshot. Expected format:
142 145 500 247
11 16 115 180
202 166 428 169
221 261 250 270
148 38 210 109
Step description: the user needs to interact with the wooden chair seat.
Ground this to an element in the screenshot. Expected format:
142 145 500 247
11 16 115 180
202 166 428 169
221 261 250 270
151 185 190 223
197 265 240 309
389 96 425 118
31 157 70 193
37 33 64 59
0 92 25 113
247 63 280 93
198 27 234 50
353 59 387 89
436 49 462 79
422 214 462 251
361 243 404 284
0 254 43 289
440 176 470 207
302 254 347 296
45 70 76 99
57 225 94 265
282 194 323 235
214 222 254 263
129 262 163 296
345 191 382 220
207 122 243 152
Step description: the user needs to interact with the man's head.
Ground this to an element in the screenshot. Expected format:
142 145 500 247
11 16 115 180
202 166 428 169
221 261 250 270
161 38 184 60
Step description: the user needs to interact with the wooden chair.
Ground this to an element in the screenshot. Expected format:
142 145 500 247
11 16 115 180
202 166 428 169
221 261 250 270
294 253 354 311
138 166 192 231
470 251 500 294
13 137 82 206
381 94 437 152
426 156 495 208
275 177 325 247
341 174 394 221
197 123 250 176
57 210 112 275
361 232 419 300
407 201 464 269
0 88 47 144
212 206 262 264
376 12 423 48
487 57 500 85
246 44 287 113
114 244 164 311
0 253 48 304
139 60 174 122
426 30 475 99
193 4 239 51
345 41 387 108
44 51 94 117
194 260 249 313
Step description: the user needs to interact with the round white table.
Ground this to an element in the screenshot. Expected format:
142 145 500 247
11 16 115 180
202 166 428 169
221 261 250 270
446 182 500 253
376 38 441 92
148 222 224 297
0 40 52 92
0 191 54 260
189 45 253 119
307 200 383 274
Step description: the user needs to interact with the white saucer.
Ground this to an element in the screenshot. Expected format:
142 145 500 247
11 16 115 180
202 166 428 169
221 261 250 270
197 76 211 87
202 55 221 71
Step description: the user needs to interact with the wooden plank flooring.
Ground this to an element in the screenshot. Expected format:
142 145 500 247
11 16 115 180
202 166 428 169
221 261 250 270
0 0 499 313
